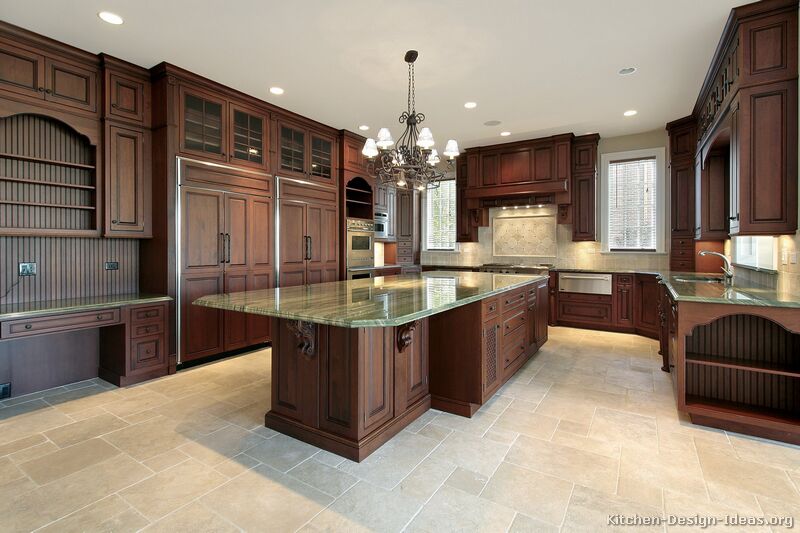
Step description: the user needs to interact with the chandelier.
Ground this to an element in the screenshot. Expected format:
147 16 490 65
362 50 459 191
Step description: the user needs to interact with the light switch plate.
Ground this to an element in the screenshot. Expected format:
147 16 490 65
104 261 120 271
18 262 37 276
791 252 798 265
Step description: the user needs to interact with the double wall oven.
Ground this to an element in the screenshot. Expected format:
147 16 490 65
346 218 374 279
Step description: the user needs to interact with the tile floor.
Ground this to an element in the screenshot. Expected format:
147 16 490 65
1 326 799 532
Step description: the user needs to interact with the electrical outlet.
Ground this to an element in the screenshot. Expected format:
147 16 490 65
0 383 9 400
104 261 119 271
18 262 37 276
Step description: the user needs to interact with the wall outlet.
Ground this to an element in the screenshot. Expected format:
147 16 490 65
104 261 119 271
18 262 37 276
0 383 10 400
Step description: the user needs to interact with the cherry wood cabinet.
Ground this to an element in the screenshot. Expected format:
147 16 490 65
105 70 146 125
229 104 268 170
385 186 397 241
635 274 660 339
670 160 695 238
696 149 729 240
396 189 419 264
277 118 336 185
614 274 634 329
570 134 599 241
666 117 697 270
105 124 150 237
456 159 477 243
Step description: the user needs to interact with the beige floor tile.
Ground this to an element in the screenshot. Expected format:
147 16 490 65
213 452 261 478
618 444 708 503
406 484 516 533
120 458 227 521
444 466 488 495
339 430 440 489
556 419 591 436
201 463 333 531
479 394 514 416
562 484 663 533
18 437 120 484
430 410 498 436
664 490 769 532
102 390 172 419
508 512 560 533
218 400 269 430
38 494 147 533
44 412 128 448
492 408 560 440
44 385 123 415
497 380 552 404
288 457 358 497
179 424 266 466
550 429 622 460
606 366 654 392
142 448 191 473
429 430 511 478
0 402 74 445
756 495 800 533
416 422 452 442
506 435 619 494
705 480 762 514
103 415 198 461
142 501 238 533
484 426 519 445
616 473 664 509
0 454 150 532
588 407 659 449
0 433 46 457
392 455 457 503
310 480 422 532
697 445 800 504
313 449 346 468
0 456 24 485
482 462 573 526
244 433 319 473
728 433 800 471
403 409 439 433
7 439 59 464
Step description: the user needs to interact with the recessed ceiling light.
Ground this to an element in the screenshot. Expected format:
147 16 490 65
618 67 637 76
269 87 284 95
98 11 123 25
484 120 501 126
623 110 638 117
464 102 477 109
500 131 511 137
358 125 369 131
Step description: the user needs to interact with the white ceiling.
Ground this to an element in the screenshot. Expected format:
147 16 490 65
1 0 748 147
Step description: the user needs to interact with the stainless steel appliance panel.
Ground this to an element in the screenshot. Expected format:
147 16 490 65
558 273 613 295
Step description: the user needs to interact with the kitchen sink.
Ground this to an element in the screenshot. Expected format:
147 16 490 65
673 276 724 284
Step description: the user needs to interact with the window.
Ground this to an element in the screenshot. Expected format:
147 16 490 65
734 236 777 271
425 179 457 250
600 148 665 253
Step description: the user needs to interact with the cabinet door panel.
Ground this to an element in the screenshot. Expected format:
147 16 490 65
614 278 634 328
635 275 660 337
279 200 307 285
278 122 306 178
272 319 318 425
535 282 548 344
180 273 224 361
247 270 272 344
309 133 334 182
108 72 145 123
182 187 224 270
482 318 501 398
670 160 695 236
223 272 249 351
180 87 227 160
532 145 554 182
572 173 595 241
230 105 268 169
481 153 499 186
362 328 394 432
45 58 97 113
396 320 428 410
131 334 166 372
0 42 45 99
499 149 530 184
225 194 248 269
306 203 338 284
106 125 147 235
250 196 273 269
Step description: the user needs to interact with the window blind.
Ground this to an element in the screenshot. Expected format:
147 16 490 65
425 180 457 250
607 157 657 251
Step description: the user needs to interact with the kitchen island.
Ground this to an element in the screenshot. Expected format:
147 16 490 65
195 272 549 460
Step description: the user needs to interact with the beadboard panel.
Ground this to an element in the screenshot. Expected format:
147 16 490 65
0 237 138 304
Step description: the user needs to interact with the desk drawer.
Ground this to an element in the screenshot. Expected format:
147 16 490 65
132 321 164 338
131 334 166 372
131 304 166 324
1 309 121 339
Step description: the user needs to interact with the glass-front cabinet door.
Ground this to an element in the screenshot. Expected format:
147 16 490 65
230 105 268 170
310 134 333 181
180 87 227 161
279 122 306 178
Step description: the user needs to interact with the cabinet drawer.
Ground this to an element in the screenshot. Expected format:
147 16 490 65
132 321 164 338
1 308 120 339
397 241 413 251
670 259 695 272
671 238 694 248
502 328 527 370
557 300 612 325
502 308 527 336
615 274 634 285
670 247 694 258
501 289 526 313
558 292 612 304
130 334 166 372
482 297 499 320
131 304 165 324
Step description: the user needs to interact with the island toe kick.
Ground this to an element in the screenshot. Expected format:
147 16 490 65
265 317 432 462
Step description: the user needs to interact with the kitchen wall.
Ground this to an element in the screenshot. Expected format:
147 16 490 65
423 129 671 271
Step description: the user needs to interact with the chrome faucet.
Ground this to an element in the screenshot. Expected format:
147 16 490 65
698 250 734 286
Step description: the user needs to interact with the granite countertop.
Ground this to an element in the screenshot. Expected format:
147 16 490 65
0 293 172 321
194 272 546 328
347 264 404 272
658 273 800 308
553 267 665 275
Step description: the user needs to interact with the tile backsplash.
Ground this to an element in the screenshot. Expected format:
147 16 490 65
421 205 669 271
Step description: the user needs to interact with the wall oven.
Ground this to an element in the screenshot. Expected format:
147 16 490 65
346 218 375 269
374 210 388 240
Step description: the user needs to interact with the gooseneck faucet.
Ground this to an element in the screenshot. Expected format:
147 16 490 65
698 250 734 286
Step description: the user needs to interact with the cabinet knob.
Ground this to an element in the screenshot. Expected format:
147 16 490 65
96 315 103 320
146 349 152 354
24 324 32 330
44 89 52 94
112 220 118 224
37 87 45 92
111 103 118 108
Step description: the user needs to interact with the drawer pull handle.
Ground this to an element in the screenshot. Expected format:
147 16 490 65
96 315 103 320
24 324 32 330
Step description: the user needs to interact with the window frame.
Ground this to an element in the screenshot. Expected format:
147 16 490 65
422 178 459 252
599 147 666 254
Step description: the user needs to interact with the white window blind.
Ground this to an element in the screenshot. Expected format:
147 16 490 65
425 180 456 250
607 157 657 251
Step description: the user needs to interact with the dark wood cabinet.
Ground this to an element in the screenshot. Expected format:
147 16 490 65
670 159 695 237
341 132 368 174
456 159 477 243
229 104 268 170
481 152 500 186
180 86 227 161
635 274 660 339
0 39 46 100
666 117 697 270
396 189 419 264
614 274 634 329
374 183 388 211
105 124 150 237
180 186 273 361
571 172 595 241
106 71 145 124
278 118 336 184
526 282 548 353
558 292 613 327
481 316 502 398
385 186 397 241
696 149 729 240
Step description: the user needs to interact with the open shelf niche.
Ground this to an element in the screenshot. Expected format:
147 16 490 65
345 176 373 220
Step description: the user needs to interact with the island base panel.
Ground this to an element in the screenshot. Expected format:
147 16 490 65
266 396 430 462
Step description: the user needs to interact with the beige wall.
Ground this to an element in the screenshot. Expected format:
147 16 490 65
423 129 671 271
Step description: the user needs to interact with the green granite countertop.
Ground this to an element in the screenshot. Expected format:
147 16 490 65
0 294 172 321
657 273 800 308
194 272 546 328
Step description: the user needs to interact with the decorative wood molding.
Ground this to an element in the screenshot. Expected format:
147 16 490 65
287 320 315 357
396 321 417 352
